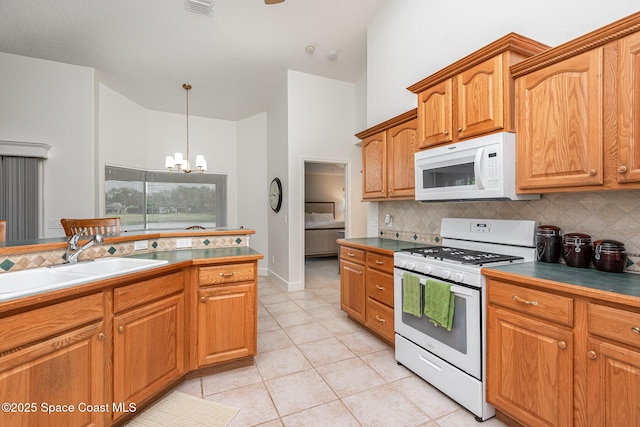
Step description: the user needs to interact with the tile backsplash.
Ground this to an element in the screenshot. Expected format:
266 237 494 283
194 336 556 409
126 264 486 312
377 191 640 272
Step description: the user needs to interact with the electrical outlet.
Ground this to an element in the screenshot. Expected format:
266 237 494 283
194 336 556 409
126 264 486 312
48 219 62 229
134 240 148 251
176 238 192 248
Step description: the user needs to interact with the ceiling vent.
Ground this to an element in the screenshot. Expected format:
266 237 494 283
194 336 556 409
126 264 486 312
185 0 214 16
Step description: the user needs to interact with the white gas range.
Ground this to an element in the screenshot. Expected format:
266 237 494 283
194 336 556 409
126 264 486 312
394 218 536 421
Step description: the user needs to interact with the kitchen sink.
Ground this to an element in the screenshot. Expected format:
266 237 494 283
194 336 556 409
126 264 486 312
0 257 169 302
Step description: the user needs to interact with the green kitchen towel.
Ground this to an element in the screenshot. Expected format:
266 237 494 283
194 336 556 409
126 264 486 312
424 279 455 331
402 272 422 318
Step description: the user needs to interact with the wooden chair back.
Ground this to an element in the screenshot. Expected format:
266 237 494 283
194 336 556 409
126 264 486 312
0 220 6 243
61 217 120 237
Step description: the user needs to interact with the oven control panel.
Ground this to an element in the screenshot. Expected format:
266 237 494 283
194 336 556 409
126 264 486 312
394 253 483 288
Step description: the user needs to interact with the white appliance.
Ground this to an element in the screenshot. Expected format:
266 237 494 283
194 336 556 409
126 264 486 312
394 218 537 421
414 132 539 201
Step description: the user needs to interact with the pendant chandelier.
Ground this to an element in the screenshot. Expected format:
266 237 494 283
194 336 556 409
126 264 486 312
165 83 207 174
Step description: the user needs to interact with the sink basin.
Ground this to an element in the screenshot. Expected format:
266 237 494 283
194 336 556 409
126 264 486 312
0 257 169 302
60 257 169 276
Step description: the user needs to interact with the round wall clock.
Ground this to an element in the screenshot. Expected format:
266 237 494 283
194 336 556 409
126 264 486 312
269 178 283 213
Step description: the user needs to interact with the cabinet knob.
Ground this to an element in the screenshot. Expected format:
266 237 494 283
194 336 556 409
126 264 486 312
457 127 462 132
444 130 449 135
618 165 628 173
375 315 386 324
200 296 207 303
375 284 386 291
118 326 124 333
347 252 355 257
587 350 597 360
589 169 597 176
375 260 385 265
558 341 567 349
631 326 640 334
98 332 105 340
219 272 236 277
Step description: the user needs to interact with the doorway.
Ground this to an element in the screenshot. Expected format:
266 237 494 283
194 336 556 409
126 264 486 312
303 161 347 294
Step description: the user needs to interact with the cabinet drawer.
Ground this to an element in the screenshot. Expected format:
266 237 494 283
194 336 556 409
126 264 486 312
366 297 395 343
366 251 394 274
340 246 365 264
366 268 394 308
488 279 573 327
589 303 640 348
199 262 255 285
114 271 184 313
0 293 104 354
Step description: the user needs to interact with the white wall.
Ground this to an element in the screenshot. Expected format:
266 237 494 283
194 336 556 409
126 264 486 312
367 0 640 126
0 52 95 238
237 113 268 275
287 70 366 290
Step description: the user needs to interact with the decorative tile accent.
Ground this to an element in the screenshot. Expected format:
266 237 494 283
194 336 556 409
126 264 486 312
0 259 14 271
0 233 251 274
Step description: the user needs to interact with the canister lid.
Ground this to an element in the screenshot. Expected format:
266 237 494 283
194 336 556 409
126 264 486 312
563 232 592 244
593 239 626 252
536 225 561 237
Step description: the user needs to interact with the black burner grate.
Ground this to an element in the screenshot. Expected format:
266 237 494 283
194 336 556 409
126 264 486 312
401 245 523 265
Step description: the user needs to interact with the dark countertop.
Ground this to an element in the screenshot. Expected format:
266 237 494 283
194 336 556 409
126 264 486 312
483 261 640 302
128 246 263 263
337 237 428 253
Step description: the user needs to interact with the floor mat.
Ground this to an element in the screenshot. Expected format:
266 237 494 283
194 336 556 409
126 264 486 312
126 391 239 427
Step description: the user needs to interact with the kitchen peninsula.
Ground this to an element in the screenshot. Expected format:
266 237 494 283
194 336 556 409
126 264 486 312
0 228 262 426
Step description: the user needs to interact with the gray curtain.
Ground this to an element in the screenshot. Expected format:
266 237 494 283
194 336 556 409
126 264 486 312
0 156 40 241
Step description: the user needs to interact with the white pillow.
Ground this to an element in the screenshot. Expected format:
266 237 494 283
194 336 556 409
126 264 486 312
311 212 334 222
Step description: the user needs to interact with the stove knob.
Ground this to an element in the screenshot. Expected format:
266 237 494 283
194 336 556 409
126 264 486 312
423 265 432 274
442 269 451 279
454 272 464 282
406 261 417 270
398 259 407 268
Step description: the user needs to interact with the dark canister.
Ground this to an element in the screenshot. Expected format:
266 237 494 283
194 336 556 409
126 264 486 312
536 225 562 263
593 239 627 273
563 232 593 268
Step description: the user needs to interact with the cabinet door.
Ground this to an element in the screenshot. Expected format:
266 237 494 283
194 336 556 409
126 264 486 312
457 55 504 139
417 79 453 148
197 282 256 366
387 118 418 198
0 322 106 427
340 259 365 322
586 337 640 427
362 131 387 199
113 294 185 419
618 32 640 184
487 306 573 427
516 49 603 190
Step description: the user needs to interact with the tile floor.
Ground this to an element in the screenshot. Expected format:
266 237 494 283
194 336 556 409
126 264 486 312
174 257 507 427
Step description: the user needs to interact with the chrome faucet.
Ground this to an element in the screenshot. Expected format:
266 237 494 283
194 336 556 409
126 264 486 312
66 232 104 264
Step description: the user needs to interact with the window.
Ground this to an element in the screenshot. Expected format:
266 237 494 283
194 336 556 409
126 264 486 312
0 156 42 241
105 165 226 231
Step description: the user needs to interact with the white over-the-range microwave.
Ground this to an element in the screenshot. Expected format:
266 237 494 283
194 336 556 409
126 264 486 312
414 132 539 202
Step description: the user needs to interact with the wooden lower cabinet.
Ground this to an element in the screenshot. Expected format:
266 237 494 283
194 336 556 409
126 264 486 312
486 274 640 427
488 306 573 427
197 282 256 366
339 243 394 343
196 262 258 367
0 293 107 427
113 293 184 421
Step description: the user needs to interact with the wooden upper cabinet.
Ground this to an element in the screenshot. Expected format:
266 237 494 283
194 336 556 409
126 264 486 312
457 55 504 139
617 31 640 184
417 79 452 148
387 118 418 198
409 33 550 150
511 11 640 193
361 131 387 199
357 109 417 201
515 49 604 190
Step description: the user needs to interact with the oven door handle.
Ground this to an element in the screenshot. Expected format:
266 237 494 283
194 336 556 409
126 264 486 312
418 278 475 297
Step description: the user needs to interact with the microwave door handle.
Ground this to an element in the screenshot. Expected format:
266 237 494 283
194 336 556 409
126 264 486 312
474 147 485 189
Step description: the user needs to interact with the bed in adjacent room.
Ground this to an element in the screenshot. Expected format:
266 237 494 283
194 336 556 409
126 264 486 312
304 202 345 258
